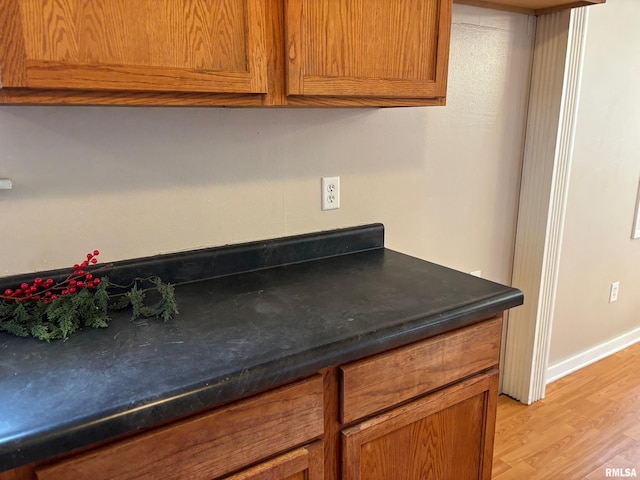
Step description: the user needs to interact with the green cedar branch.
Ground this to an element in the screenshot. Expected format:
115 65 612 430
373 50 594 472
0 276 178 341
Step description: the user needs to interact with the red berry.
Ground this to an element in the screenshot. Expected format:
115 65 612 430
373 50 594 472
62 290 69 295
43 299 50 305
93 278 101 285
51 294 58 300
30 286 37 293
70 280 77 286
87 281 95 288
69 287 77 293
77 281 84 288
91 258 98 264
4 289 12 296
85 273 93 280
45 291 52 298
93 250 100 256
25 292 31 297
20 283 28 290
77 270 85 275
87 253 93 259
33 295 40 301
81 261 88 268
35 277 42 284
15 289 23 295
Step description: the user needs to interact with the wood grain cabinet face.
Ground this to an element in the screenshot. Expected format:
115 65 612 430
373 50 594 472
0 0 453 106
340 317 502 424
35 376 323 480
0 0 268 103
342 372 499 480
285 0 452 104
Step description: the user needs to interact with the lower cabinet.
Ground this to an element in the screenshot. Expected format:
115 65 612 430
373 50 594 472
0 316 504 480
341 372 499 480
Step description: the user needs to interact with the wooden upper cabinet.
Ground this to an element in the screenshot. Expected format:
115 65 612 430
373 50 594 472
0 0 606 106
0 0 268 104
0 0 454 106
285 0 452 106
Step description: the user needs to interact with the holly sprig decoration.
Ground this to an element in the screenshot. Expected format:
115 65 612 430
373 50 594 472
0 251 179 341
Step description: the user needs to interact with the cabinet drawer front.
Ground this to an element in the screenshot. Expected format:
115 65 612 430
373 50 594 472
340 317 502 423
36 376 324 480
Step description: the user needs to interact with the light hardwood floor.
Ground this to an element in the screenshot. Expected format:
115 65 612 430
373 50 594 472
493 342 640 479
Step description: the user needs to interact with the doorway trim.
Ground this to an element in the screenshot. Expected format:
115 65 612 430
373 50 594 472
502 8 589 404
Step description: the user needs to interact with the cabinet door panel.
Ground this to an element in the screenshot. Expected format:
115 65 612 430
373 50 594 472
342 372 499 480
285 0 451 99
0 0 267 94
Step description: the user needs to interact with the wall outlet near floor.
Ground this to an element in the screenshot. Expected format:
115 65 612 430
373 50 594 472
321 176 340 211
609 281 620 303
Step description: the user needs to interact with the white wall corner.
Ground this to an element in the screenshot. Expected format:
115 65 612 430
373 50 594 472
501 9 589 405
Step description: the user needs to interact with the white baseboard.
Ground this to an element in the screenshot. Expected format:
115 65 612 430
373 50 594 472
546 326 640 384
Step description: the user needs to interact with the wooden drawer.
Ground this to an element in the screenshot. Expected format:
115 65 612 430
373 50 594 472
36 376 324 480
340 317 502 424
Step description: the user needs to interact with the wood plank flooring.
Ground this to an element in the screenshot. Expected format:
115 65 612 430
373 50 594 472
493 342 640 479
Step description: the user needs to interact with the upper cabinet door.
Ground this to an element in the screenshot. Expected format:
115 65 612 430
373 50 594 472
285 0 452 103
0 0 267 95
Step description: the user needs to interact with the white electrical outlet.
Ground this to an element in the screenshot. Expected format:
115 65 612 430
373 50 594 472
321 176 340 211
609 281 619 303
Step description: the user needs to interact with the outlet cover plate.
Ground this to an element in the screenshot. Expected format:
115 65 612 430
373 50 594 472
321 176 340 211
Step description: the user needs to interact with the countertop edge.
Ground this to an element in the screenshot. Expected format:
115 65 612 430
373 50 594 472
1 289 523 471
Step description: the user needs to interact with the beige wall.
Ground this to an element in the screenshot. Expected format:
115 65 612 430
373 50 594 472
550 0 640 363
0 6 533 289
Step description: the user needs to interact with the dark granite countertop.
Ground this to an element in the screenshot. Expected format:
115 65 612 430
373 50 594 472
0 224 523 472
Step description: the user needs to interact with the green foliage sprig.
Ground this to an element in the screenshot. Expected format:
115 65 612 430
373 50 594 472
0 251 179 341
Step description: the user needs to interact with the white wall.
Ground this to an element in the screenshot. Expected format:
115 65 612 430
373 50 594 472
0 6 534 288
550 0 640 364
